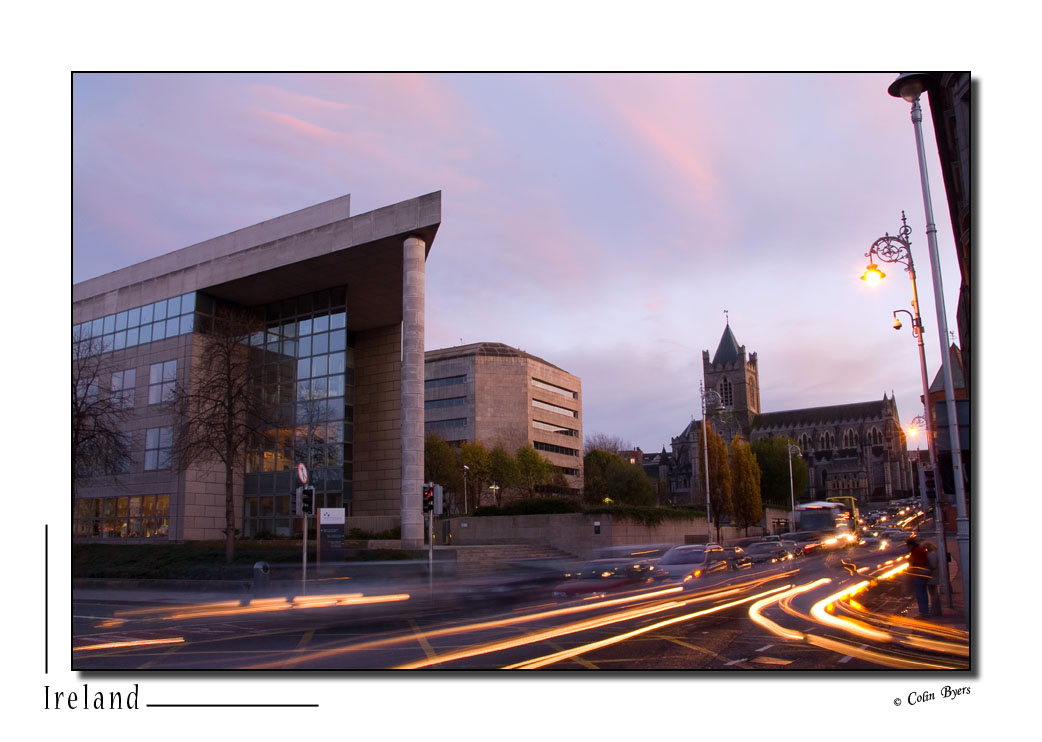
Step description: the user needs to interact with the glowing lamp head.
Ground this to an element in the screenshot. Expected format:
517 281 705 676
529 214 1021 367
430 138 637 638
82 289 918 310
861 263 886 284
893 316 903 331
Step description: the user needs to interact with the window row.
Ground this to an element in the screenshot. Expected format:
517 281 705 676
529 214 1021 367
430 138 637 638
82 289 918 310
533 420 579 437
296 351 350 380
74 293 206 356
534 441 580 458
262 287 347 322
426 418 467 435
425 375 466 389
254 327 351 359
794 426 885 452
425 396 466 410
244 470 352 497
532 398 578 418
531 378 577 400
73 495 170 539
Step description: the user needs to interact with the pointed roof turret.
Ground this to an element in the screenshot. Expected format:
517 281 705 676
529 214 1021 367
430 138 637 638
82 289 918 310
711 321 742 366
928 344 965 393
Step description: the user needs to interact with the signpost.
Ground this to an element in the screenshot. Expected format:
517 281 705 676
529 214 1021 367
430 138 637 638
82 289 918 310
319 508 346 563
298 464 308 594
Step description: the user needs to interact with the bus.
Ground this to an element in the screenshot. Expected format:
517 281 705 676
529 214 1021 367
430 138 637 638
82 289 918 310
826 495 860 531
794 501 858 549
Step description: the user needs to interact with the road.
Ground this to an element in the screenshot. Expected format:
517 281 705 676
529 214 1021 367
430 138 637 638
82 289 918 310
72 532 968 671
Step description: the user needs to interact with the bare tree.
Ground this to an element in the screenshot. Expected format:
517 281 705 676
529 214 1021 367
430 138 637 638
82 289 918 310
583 432 631 457
72 333 131 502
168 307 270 562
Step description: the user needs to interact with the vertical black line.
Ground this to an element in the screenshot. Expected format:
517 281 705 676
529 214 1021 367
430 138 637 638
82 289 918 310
44 524 48 674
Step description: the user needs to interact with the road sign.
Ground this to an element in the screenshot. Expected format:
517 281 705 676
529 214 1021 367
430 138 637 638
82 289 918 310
297 463 308 484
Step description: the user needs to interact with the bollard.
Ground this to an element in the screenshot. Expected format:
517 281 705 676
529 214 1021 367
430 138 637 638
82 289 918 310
253 561 270 593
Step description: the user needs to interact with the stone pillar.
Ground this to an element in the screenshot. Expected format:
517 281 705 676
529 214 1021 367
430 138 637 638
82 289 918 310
401 235 426 549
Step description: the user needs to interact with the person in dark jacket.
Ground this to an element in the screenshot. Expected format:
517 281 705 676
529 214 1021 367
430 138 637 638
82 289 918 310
907 538 931 618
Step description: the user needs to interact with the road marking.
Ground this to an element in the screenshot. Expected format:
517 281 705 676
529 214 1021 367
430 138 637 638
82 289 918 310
838 644 868 664
756 644 773 652
724 657 748 666
409 620 437 660
296 631 314 650
749 656 793 666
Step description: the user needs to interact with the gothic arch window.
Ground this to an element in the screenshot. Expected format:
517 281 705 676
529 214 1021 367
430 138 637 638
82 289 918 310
719 378 733 407
870 427 883 445
843 428 858 447
819 431 835 450
799 433 811 451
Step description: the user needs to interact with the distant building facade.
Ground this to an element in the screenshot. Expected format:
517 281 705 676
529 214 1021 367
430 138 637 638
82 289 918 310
424 342 583 492
73 192 442 547
670 322 913 505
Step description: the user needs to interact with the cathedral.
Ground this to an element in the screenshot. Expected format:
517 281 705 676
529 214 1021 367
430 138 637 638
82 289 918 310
668 321 913 507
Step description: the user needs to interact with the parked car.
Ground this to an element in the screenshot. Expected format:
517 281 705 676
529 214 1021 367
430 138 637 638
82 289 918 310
658 545 730 582
778 539 803 557
743 541 793 564
722 546 753 570
550 559 670 599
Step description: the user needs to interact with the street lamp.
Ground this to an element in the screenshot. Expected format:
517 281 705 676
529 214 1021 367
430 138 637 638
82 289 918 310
699 380 724 543
463 465 470 514
862 214 953 608
887 72 970 618
787 442 801 535
489 483 500 506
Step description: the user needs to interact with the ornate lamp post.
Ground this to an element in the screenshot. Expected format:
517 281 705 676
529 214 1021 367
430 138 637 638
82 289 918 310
463 464 470 514
862 214 953 609
887 72 969 618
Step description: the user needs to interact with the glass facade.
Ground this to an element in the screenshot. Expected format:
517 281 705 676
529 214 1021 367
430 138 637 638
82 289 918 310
73 292 203 354
242 287 354 537
73 495 170 539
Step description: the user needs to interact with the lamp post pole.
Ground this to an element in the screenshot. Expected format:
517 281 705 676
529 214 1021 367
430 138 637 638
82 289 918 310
787 442 801 535
463 465 469 515
700 381 722 543
888 73 969 618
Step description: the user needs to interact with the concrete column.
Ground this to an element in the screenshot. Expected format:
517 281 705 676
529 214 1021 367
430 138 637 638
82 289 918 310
401 235 426 549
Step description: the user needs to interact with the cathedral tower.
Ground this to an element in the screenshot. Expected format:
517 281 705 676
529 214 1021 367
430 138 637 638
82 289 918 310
702 320 760 437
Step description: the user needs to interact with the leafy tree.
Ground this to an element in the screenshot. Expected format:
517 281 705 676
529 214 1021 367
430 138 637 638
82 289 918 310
751 436 808 508
460 441 491 510
515 444 554 497
730 435 763 533
424 433 464 513
582 449 656 507
487 445 517 506
696 425 732 539
168 307 270 563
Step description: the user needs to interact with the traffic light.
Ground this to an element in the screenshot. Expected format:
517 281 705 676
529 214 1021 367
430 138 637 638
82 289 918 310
292 487 302 517
924 468 936 499
423 484 434 513
301 486 315 515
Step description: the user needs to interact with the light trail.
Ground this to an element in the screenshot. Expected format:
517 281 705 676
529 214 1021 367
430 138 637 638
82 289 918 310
504 585 792 669
748 578 832 641
74 637 185 652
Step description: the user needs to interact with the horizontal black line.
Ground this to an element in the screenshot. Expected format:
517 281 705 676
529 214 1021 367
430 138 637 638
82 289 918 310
147 704 319 708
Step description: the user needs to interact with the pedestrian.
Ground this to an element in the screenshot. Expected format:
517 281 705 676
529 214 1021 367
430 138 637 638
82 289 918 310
924 542 943 616
906 537 931 618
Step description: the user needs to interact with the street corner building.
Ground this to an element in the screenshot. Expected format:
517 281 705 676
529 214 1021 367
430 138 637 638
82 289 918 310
72 192 441 548
424 342 584 493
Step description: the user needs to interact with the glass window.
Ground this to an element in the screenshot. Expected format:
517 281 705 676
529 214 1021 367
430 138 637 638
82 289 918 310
152 320 166 341
312 332 329 354
180 292 195 313
328 352 346 375
180 314 194 334
115 311 128 331
328 376 344 397
312 377 328 398
140 303 153 324
331 311 346 329
164 317 178 337
298 318 312 336
297 335 312 357
153 300 167 321
113 331 126 350
148 360 176 404
128 307 141 327
91 318 104 336
112 368 136 408
126 326 139 347
313 315 329 333
144 426 172 470
138 323 152 344
312 355 328 377
167 295 181 317
297 358 311 379
103 314 116 334
330 329 346 352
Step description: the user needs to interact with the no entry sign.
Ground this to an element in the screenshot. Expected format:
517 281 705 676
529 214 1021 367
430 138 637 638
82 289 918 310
297 463 308 484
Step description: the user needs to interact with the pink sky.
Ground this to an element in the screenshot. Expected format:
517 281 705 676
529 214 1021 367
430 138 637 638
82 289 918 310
72 72 966 452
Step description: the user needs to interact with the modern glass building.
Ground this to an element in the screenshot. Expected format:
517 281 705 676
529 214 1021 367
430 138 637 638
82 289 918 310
73 192 441 548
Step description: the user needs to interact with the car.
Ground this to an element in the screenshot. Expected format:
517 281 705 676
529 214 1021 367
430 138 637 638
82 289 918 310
778 539 803 558
657 545 730 582
743 541 794 564
594 544 675 562
722 546 753 570
550 559 670 599
729 536 764 549
760 535 783 543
